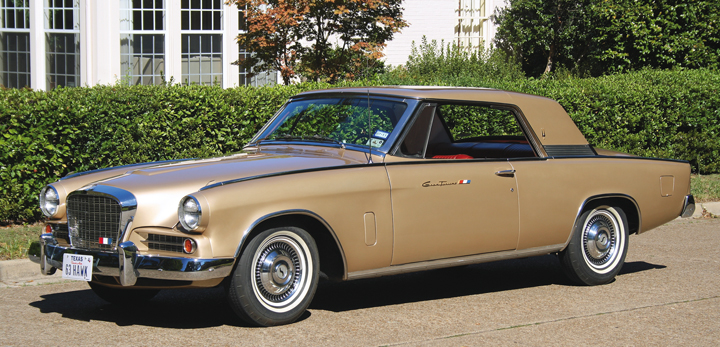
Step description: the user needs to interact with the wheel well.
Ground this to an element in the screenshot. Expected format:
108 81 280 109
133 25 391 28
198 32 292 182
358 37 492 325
582 196 641 235
238 214 346 281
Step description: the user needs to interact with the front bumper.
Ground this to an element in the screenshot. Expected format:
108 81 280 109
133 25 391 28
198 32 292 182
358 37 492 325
35 233 234 286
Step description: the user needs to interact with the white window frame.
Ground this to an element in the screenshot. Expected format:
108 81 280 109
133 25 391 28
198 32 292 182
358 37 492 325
180 0 224 86
456 0 489 49
44 0 81 88
119 0 167 85
0 0 32 88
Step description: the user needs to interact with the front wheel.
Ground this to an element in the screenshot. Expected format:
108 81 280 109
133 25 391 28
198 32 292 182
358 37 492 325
226 227 319 326
559 206 629 286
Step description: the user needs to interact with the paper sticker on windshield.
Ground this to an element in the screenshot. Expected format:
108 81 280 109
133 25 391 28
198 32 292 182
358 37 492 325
370 138 385 147
373 130 390 139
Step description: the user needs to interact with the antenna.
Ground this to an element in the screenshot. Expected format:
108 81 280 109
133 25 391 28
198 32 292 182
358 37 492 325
367 88 373 164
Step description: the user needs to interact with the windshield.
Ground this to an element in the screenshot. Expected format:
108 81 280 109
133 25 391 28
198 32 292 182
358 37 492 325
257 97 408 149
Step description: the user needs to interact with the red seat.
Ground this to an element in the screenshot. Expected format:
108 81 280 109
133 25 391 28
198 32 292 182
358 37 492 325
432 154 474 159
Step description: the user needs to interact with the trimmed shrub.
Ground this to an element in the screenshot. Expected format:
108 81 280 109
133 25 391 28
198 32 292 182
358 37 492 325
1 69 718 222
0 82 353 221
381 68 720 174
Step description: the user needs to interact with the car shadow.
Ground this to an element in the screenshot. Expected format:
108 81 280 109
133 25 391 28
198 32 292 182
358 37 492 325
310 257 666 312
619 261 666 275
28 256 663 327
29 286 264 328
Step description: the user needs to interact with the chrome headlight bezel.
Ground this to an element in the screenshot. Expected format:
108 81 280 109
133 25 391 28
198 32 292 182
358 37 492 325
39 185 60 217
178 195 202 231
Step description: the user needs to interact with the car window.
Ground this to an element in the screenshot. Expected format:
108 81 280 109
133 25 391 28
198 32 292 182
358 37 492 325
262 98 407 148
396 103 535 159
440 104 523 141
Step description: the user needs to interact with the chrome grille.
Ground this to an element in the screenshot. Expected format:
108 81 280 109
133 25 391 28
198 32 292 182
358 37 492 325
146 234 185 253
53 223 70 244
67 194 121 251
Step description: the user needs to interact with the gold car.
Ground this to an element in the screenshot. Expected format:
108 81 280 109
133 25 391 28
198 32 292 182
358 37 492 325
35 87 695 326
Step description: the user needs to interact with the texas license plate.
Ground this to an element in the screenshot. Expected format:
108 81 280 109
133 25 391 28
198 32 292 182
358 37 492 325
62 254 93 281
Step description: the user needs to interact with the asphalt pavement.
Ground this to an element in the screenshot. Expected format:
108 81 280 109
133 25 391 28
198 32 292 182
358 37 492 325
0 217 719 346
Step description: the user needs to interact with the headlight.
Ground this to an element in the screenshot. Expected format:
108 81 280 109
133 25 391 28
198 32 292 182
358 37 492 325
39 186 60 217
178 196 202 231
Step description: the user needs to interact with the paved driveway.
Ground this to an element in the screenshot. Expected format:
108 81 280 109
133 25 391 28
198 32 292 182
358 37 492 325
1 218 719 346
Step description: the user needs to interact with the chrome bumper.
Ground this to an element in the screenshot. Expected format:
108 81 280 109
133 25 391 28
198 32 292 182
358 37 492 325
36 233 234 286
680 194 695 218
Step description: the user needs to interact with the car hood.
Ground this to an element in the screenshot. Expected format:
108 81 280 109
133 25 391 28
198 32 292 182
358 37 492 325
58 146 370 228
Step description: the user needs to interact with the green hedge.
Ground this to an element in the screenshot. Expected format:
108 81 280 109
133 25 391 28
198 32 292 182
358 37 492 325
1 69 719 222
508 69 720 174
381 68 720 174
0 82 352 221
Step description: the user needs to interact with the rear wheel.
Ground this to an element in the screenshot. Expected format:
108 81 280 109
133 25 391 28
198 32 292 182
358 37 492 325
559 205 629 285
88 282 159 304
226 226 319 326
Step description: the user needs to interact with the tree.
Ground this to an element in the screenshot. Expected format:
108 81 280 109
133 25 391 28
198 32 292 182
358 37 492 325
492 0 593 77
591 0 720 74
230 0 407 84
233 0 309 85
492 0 720 77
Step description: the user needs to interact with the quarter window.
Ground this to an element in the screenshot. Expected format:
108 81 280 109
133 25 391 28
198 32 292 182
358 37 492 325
398 103 535 159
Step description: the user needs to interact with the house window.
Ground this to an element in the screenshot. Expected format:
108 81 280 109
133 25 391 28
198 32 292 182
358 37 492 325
456 0 486 49
181 0 223 85
45 0 80 89
0 0 31 88
236 5 275 87
120 0 166 85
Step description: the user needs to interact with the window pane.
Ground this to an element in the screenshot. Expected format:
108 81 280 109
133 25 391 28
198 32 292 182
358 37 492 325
0 33 31 88
46 33 80 89
120 34 165 86
181 34 222 86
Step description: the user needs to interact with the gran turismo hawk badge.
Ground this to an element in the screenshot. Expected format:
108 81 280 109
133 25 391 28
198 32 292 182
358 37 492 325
422 180 471 187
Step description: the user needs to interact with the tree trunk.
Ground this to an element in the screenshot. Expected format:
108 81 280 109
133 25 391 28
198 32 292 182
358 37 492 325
544 43 556 74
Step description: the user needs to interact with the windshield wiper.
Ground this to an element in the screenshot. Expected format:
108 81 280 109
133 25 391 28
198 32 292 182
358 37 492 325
273 134 345 149
308 134 346 149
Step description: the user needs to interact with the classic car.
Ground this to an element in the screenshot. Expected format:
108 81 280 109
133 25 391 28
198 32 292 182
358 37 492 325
35 86 695 326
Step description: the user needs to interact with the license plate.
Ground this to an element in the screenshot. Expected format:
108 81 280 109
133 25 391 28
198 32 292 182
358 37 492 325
62 254 93 281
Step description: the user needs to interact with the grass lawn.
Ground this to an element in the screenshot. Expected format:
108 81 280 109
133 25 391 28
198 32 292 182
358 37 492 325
0 223 43 260
0 175 717 261
691 174 720 203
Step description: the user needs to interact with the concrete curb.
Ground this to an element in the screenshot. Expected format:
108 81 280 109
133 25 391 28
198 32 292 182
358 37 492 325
0 258 68 287
0 259 41 281
693 201 720 218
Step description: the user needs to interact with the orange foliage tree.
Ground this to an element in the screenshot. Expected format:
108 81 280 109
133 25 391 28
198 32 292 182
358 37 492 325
229 0 407 84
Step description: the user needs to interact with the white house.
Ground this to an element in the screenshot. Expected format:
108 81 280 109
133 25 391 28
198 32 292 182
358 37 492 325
0 0 504 90
384 0 504 67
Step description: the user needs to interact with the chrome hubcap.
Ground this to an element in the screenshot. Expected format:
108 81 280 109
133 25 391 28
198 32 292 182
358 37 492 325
254 237 302 303
582 211 617 268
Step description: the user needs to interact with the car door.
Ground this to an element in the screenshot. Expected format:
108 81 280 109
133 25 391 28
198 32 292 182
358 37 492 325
384 103 520 265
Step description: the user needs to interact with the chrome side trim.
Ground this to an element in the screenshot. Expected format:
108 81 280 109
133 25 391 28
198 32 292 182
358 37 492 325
234 209 349 281
562 194 642 250
347 244 564 280
201 163 385 191
41 242 234 285
681 194 695 218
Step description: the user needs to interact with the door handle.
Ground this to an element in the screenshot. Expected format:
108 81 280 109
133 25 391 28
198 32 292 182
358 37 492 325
495 169 516 177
